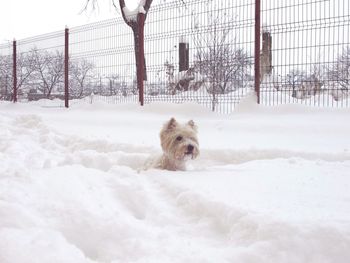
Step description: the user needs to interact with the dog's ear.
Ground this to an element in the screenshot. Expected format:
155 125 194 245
187 120 197 132
166 117 178 130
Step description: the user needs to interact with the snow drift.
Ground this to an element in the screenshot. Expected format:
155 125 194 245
0 99 350 263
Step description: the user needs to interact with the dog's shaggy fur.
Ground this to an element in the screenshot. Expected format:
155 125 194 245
153 117 199 171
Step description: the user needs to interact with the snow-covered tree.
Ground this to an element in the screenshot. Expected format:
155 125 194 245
285 69 306 96
0 51 38 99
328 47 350 101
84 0 154 105
0 55 13 99
191 8 252 111
29 49 64 97
69 59 94 98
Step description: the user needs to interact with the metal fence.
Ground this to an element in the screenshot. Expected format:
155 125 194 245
260 0 350 107
0 0 349 112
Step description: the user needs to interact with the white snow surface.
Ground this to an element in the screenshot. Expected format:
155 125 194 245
1 97 350 263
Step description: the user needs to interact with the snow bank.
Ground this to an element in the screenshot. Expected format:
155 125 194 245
1 100 350 262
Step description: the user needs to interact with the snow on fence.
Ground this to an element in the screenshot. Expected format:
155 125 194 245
0 0 349 113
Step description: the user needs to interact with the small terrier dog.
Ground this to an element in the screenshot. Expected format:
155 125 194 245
153 117 199 171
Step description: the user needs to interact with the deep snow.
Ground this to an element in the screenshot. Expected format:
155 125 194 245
0 96 350 263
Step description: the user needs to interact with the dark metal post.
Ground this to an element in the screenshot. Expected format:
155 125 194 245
13 40 17 103
64 27 69 108
254 0 261 104
179 37 189 72
137 13 145 106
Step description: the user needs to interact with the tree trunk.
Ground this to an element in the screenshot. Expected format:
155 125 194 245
119 0 153 106
132 25 147 82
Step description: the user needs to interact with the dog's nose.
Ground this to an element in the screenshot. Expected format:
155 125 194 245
187 144 194 152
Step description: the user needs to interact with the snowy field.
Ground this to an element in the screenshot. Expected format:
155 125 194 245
1 96 350 263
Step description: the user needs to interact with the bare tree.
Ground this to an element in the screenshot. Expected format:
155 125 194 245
84 0 153 105
0 55 12 99
328 47 350 101
16 52 36 95
30 49 64 97
286 68 325 100
69 59 94 98
285 69 306 94
191 9 252 111
195 46 251 94
0 53 36 99
106 74 121 95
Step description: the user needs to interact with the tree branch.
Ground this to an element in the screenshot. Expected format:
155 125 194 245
118 0 131 27
144 0 153 13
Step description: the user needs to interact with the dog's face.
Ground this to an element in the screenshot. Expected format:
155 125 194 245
160 117 199 162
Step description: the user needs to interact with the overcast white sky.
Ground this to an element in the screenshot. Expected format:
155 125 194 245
0 0 139 41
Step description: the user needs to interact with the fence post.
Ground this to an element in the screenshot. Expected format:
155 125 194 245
13 40 17 103
254 0 261 104
137 13 145 106
64 27 69 108
179 36 189 72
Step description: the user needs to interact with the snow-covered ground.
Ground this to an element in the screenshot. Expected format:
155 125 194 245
1 95 350 263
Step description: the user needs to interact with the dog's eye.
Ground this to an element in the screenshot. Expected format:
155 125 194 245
176 136 183 141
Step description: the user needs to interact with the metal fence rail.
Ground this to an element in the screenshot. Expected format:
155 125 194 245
0 0 349 112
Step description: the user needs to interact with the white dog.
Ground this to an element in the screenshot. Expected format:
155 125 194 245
150 117 200 171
